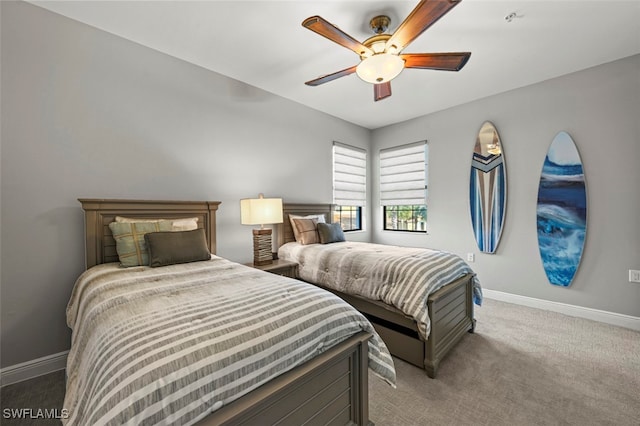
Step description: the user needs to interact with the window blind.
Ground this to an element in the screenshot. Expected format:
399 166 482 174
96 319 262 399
333 142 366 206
380 141 428 206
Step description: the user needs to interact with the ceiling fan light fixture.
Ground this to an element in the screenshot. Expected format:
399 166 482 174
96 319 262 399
356 53 405 84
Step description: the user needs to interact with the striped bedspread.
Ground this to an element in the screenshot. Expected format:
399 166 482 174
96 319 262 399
63 256 395 425
278 242 483 340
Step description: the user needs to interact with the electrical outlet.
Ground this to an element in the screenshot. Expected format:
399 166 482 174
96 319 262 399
467 253 475 262
630 270 640 283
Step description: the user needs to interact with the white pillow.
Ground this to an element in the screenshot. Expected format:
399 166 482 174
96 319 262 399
114 216 199 231
288 214 325 242
170 218 200 231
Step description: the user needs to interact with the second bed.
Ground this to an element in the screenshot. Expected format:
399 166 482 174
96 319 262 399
277 203 482 378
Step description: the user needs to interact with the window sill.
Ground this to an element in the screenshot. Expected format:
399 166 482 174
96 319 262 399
381 230 428 235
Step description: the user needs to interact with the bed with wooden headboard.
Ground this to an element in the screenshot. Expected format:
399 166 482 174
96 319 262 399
75 198 378 426
278 203 476 379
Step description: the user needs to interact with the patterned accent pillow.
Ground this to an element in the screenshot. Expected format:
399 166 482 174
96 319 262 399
292 218 319 245
108 220 174 267
289 214 325 242
317 222 346 244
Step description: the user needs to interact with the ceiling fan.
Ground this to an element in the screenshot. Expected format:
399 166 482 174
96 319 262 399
302 0 471 102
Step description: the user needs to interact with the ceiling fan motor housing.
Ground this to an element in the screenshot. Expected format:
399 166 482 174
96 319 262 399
361 34 392 57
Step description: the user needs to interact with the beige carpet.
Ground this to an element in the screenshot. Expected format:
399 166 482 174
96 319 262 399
2 299 638 425
369 298 640 426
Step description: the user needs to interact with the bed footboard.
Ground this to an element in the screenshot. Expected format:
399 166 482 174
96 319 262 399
198 332 372 426
305 274 475 379
424 274 475 378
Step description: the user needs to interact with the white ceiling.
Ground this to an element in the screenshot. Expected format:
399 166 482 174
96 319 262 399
29 1 640 130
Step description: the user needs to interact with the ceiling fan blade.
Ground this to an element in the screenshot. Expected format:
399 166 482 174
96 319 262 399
374 82 392 101
386 0 461 53
303 16 373 57
402 52 471 71
305 65 358 86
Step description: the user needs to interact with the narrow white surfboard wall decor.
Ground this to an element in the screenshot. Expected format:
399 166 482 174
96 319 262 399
470 121 507 254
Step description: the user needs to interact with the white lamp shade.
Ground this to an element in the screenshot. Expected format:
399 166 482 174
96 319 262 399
240 197 283 225
356 53 405 84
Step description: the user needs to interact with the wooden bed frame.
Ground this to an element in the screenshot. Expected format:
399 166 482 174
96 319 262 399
78 198 374 426
278 203 476 378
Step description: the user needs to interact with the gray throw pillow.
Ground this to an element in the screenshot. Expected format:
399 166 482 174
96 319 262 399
317 222 346 244
144 229 211 267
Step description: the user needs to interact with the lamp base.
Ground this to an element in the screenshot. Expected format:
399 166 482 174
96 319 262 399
252 228 273 266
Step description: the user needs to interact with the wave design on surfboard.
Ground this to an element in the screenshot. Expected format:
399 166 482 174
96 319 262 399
537 132 587 287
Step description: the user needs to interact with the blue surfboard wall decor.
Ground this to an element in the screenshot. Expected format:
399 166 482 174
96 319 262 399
537 132 587 287
470 121 507 253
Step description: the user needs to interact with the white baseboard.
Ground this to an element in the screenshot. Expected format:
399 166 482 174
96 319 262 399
0 351 68 387
483 289 640 332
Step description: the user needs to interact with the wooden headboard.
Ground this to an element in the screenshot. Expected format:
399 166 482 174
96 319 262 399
277 203 334 247
79 199 221 269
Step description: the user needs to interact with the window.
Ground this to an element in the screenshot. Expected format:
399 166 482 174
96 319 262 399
333 142 366 231
380 141 428 232
383 205 426 232
333 206 361 231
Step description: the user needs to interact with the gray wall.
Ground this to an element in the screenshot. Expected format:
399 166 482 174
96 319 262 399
371 54 640 317
0 1 370 368
2 0 639 370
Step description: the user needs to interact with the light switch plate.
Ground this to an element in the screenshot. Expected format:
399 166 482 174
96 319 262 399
630 270 640 283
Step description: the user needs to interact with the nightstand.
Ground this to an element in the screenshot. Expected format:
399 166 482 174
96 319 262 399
245 259 298 278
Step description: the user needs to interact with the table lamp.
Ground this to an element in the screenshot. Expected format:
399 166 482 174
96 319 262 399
240 194 283 266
